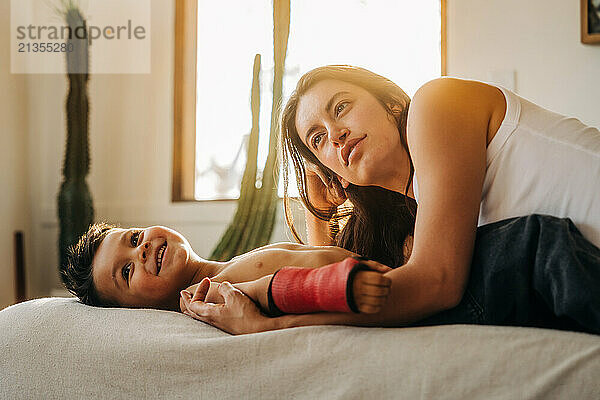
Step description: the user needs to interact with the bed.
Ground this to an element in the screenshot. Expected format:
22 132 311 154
1 297 599 399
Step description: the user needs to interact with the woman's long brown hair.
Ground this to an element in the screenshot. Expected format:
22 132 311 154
279 65 417 267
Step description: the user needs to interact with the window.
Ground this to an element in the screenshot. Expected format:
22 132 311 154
173 0 446 201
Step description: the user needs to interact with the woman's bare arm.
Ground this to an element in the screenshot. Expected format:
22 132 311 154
403 78 488 306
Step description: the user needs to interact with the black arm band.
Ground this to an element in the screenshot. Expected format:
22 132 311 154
266 269 285 317
345 262 370 313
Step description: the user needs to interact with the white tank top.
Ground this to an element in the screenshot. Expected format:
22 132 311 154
412 82 600 248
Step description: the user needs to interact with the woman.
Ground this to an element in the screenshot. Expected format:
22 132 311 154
182 65 600 334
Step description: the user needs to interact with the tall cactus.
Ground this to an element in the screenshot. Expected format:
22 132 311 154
209 55 261 261
57 5 94 269
210 0 290 261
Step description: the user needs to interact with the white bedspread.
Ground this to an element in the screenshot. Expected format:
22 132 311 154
1 297 599 399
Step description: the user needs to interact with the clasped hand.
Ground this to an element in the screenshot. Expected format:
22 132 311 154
180 278 271 335
179 259 393 335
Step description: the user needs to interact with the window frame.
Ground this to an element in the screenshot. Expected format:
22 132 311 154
172 0 447 202
173 0 198 202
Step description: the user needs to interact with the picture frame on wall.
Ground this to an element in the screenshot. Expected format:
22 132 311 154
581 0 600 43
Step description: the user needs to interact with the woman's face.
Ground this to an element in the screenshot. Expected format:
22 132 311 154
295 79 403 187
92 226 193 310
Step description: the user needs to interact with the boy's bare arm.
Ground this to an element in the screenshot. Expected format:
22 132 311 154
181 279 269 312
223 270 390 315
233 276 272 310
183 268 390 315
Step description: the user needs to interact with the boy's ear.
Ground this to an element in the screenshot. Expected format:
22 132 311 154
337 176 350 189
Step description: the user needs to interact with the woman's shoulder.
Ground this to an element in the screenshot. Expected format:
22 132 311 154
408 77 505 145
416 75 498 88
412 76 500 106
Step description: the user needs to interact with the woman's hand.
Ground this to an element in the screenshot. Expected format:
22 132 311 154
305 161 347 210
303 162 347 245
180 278 272 335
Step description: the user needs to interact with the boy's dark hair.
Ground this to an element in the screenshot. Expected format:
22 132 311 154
59 221 119 307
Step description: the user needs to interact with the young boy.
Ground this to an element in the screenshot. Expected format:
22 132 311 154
62 215 600 335
60 222 392 315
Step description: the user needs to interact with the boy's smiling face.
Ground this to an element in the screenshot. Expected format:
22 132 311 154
92 226 194 311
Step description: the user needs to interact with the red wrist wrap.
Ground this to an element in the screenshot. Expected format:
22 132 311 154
268 257 369 315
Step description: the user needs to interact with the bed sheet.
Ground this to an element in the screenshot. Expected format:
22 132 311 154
1 297 599 399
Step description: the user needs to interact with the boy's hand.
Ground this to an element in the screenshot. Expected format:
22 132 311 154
352 268 392 314
180 280 225 313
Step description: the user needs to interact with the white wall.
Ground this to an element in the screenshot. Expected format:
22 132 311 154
447 0 600 128
2 0 599 303
0 0 30 309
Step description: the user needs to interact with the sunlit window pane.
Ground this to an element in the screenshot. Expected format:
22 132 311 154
195 0 441 200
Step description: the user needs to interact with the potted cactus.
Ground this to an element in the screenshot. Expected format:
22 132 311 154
57 2 94 269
